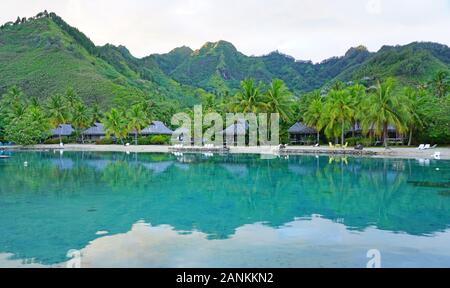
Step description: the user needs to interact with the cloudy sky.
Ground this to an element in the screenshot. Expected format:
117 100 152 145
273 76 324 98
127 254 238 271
1 0 449 62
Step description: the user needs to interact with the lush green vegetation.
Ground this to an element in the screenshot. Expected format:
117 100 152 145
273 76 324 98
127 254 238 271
300 75 449 146
0 73 448 146
138 135 171 145
1 12 449 104
0 12 209 109
0 86 150 145
156 41 450 97
0 12 449 146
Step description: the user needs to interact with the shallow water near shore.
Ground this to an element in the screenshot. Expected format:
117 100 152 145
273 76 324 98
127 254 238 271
0 151 449 267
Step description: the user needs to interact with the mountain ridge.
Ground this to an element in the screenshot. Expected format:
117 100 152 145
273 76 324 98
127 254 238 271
1 12 449 107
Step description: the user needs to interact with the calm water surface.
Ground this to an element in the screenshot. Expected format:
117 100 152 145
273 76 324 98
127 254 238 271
0 151 449 267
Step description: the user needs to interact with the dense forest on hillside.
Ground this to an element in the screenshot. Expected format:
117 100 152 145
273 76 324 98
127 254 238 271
1 11 449 105
0 12 449 146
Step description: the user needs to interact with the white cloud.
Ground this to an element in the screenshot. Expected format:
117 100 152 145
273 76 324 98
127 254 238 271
1 0 449 62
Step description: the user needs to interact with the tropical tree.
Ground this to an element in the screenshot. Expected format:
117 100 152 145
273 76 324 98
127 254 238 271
127 104 149 145
1 86 24 107
142 99 156 120
64 87 81 107
103 108 128 145
201 93 221 114
330 80 345 91
348 84 366 137
29 97 40 109
46 94 69 143
430 71 449 98
403 87 430 146
361 78 409 148
71 102 91 144
4 106 50 145
298 90 321 116
263 79 294 122
0 87 27 140
324 89 355 145
91 103 103 124
303 97 325 144
228 79 267 113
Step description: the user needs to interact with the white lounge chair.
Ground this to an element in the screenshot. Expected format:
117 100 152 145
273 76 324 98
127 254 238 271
417 144 425 150
424 144 431 150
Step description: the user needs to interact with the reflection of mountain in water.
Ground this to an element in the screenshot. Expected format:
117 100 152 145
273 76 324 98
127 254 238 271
0 152 449 264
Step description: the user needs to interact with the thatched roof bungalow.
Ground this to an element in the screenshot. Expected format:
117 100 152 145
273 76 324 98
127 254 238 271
220 119 248 145
288 122 317 145
50 124 75 138
82 123 106 140
141 121 173 136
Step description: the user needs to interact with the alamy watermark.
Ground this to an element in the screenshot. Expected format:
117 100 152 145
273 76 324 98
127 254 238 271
170 105 280 146
366 249 381 268
66 249 81 268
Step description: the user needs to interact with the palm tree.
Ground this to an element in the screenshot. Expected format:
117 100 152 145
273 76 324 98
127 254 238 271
103 108 128 145
361 78 409 148
0 86 25 118
64 87 81 107
330 80 345 91
348 84 366 137
263 79 294 122
229 79 267 113
431 71 449 98
28 105 51 143
46 94 69 143
143 99 156 120
29 97 40 109
127 104 149 145
91 103 103 124
8 102 27 122
72 103 91 144
2 86 23 102
202 93 219 114
404 87 432 146
298 90 321 116
324 89 354 145
303 97 325 144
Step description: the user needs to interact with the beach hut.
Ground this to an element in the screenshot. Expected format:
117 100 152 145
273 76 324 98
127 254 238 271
82 123 106 141
221 119 248 146
347 123 405 145
50 124 74 139
288 122 317 145
141 121 173 136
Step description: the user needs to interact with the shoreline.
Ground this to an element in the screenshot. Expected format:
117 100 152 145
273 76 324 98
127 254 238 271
2 144 449 160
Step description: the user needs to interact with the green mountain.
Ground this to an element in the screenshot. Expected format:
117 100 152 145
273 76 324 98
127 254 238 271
162 41 271 95
334 42 450 85
1 12 449 108
150 46 193 75
155 40 449 94
261 45 372 92
0 12 204 108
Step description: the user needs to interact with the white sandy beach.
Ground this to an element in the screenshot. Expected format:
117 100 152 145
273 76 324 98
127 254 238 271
2 144 449 160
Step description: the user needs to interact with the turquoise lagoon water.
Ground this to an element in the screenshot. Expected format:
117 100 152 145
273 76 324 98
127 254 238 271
0 151 449 267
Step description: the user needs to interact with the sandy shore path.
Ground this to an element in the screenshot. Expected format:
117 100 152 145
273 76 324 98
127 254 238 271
2 144 449 160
